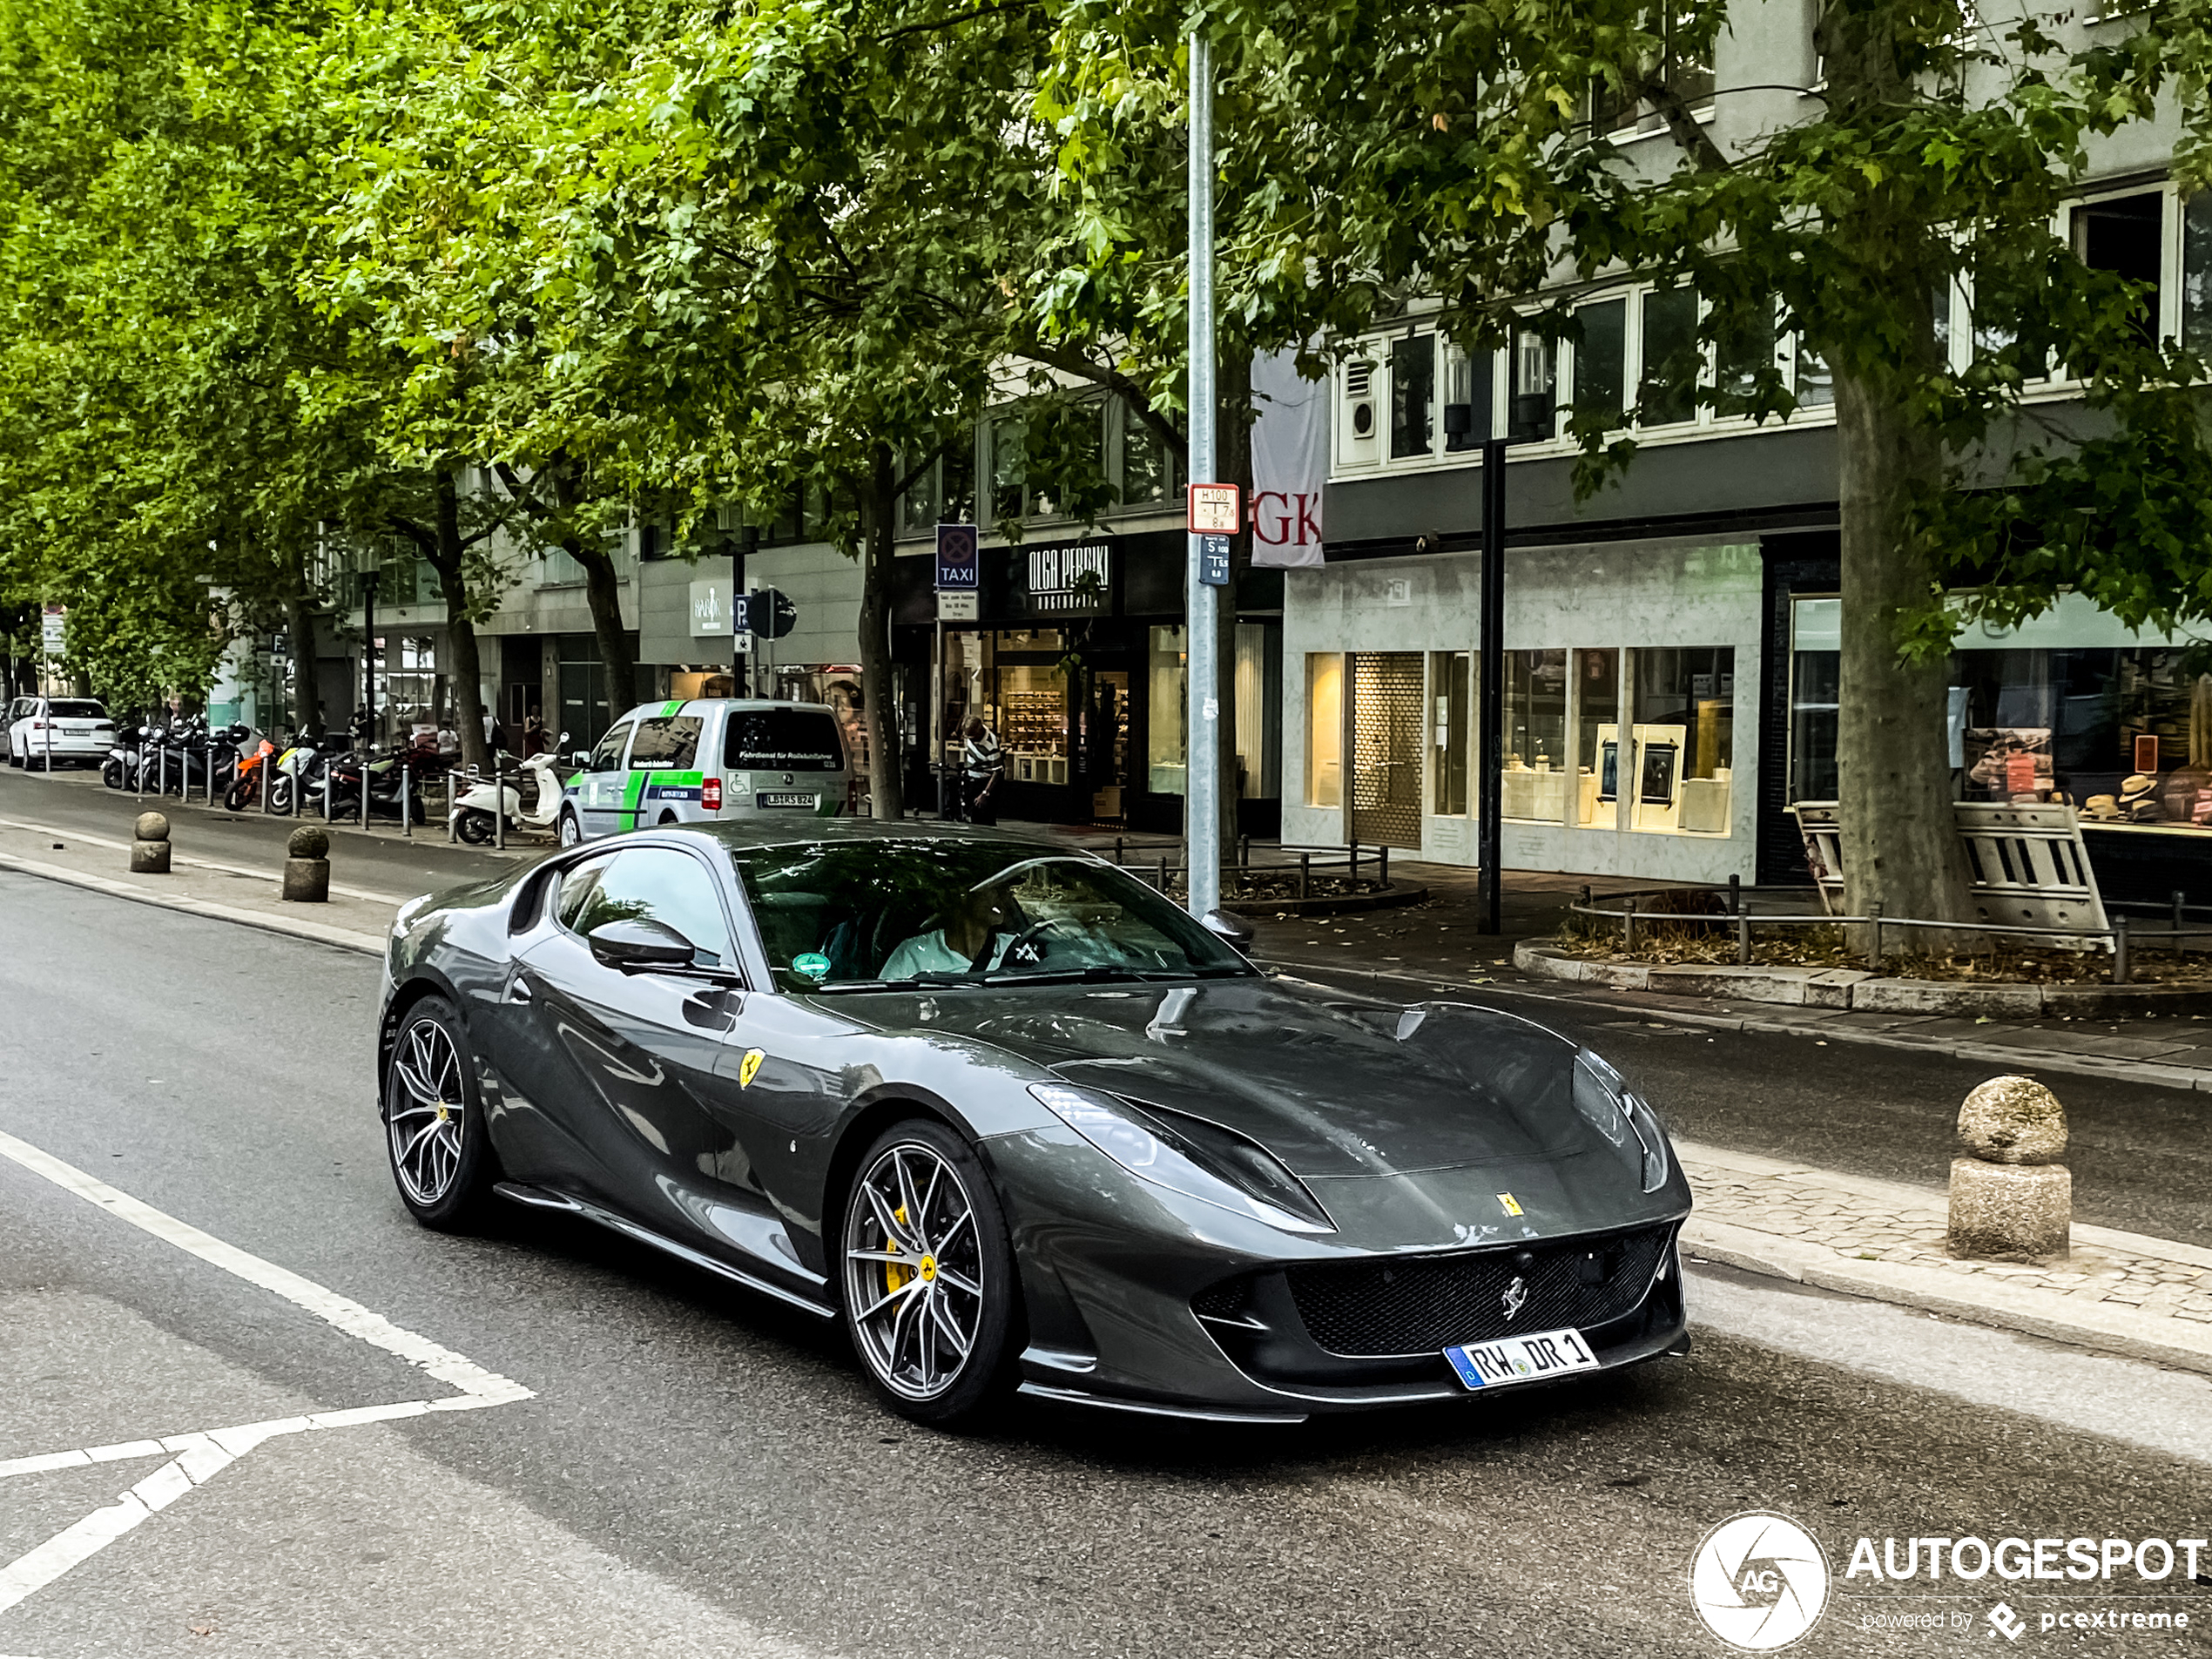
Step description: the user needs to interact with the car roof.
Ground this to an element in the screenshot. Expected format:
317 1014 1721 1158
624 698 840 718
661 818 1081 856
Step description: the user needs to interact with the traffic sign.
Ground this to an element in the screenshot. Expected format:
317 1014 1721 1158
735 588 798 640
1198 535 1231 587
934 523 979 590
1188 483 1242 534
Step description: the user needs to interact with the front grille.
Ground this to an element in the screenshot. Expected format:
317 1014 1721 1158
1285 1226 1672 1357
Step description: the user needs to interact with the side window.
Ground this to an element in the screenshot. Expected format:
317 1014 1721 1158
587 720 634 773
565 847 736 968
626 716 702 770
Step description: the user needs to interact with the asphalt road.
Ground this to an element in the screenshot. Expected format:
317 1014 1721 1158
3 872 2211 1657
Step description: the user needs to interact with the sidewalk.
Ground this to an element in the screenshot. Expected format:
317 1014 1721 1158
6 817 2210 1375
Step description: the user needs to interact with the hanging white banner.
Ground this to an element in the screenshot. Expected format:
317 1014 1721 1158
1249 348 1327 568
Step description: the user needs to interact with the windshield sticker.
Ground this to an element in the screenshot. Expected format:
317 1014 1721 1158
792 952 832 981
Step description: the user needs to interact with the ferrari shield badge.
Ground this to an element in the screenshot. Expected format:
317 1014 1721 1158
738 1049 766 1088
1496 1192 1523 1217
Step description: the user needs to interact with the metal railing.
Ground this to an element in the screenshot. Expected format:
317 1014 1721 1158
1103 838 1399 900
1567 883 2212 985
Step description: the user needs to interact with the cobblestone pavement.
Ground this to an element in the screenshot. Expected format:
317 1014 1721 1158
1679 1143 2212 1329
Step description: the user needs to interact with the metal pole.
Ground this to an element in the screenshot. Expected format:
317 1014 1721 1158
1736 911 1752 964
1299 851 1310 899
1475 437 1507 933
1869 900 1883 967
495 758 505 851
261 749 272 815
2114 914 2131 985
359 755 368 829
1183 26 1221 922
2173 888 2185 938
401 762 411 836
159 740 167 797
1727 873 1740 914
324 762 333 822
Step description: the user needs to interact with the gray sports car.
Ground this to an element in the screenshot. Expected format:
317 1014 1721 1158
375 819 1690 1426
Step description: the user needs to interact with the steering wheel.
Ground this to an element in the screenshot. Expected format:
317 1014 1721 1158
995 917 1082 967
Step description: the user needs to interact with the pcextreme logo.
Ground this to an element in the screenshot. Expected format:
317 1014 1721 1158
1689 1512 1832 1650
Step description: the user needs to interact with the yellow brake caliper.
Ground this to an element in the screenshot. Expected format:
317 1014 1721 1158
884 1205 912 1294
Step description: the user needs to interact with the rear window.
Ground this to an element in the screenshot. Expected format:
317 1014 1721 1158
48 700 105 719
725 710 844 772
627 715 702 770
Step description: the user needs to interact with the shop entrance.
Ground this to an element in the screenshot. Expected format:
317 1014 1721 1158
1350 652 1425 850
1080 669 1130 820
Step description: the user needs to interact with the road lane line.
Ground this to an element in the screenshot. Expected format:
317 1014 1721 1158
0 1128 529 1401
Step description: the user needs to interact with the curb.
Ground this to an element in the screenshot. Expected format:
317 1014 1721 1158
1228 884 1429 921
1515 939 2212 1018
1680 1217 2212 1377
0 853 386 957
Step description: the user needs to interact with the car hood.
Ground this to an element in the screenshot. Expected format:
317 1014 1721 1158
859 974 1609 1180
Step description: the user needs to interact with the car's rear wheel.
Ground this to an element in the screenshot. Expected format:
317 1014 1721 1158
382 996 499 1230
557 807 582 846
840 1119 1018 1426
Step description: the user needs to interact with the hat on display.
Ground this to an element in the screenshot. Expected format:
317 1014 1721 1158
2121 772 2160 805
2082 794 2122 820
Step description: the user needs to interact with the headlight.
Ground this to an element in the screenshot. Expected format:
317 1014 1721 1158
1029 1083 1334 1233
1573 1049 1670 1193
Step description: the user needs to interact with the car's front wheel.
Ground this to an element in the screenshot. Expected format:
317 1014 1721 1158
556 806 582 846
382 995 499 1230
840 1118 1019 1426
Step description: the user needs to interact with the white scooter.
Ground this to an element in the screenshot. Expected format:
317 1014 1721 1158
449 740 570 846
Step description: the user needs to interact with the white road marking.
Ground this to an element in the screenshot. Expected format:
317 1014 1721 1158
0 816 410 902
0 1129 534 1616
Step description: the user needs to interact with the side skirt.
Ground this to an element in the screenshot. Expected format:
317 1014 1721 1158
494 1182 838 1322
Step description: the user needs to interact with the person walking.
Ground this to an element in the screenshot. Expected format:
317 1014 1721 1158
961 718 1004 826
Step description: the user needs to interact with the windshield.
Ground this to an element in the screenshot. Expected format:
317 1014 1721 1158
722 838 1255 991
47 701 105 719
726 710 844 772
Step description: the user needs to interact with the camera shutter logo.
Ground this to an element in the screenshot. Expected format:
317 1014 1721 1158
1689 1513 1830 1650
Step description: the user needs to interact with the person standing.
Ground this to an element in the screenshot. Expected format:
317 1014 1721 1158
961 717 1004 826
522 705 548 758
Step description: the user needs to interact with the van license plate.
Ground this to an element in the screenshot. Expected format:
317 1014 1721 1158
756 792 818 809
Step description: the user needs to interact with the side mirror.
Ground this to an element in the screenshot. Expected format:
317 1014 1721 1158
573 750 591 767
557 732 570 745
1201 908 1258 953
586 917 699 974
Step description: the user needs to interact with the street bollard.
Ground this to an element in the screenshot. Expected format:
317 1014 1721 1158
282 824 330 903
130 811 172 874
496 759 505 851
2175 889 2188 939
1298 851 1310 900
1379 846 1390 889
1113 836 1124 866
323 765 333 822
1348 845 1359 886
1727 873 1741 914
1868 901 1884 967
261 754 272 815
159 745 168 798
1736 910 1753 965
1158 854 1169 894
401 762 412 836
360 763 368 830
1622 896 1637 951
2112 914 2131 985
1948 1076 2069 1262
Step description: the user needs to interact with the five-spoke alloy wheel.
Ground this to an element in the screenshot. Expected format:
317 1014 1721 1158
383 995 497 1229
840 1120 1017 1424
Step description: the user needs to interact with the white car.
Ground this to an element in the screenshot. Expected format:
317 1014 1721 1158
556 698 855 846
6 696 114 769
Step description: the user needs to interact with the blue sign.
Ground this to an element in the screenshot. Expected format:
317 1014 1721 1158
935 523 979 590
1198 534 1232 588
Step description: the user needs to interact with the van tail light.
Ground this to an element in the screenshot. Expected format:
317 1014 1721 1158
702 777 723 811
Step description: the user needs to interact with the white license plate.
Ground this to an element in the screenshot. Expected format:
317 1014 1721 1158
1445 1326 1601 1389
756 792 818 809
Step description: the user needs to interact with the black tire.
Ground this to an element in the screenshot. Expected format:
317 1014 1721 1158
838 1116 1021 1426
224 781 252 812
268 776 293 813
455 807 496 846
102 759 124 789
381 995 501 1231
557 807 582 847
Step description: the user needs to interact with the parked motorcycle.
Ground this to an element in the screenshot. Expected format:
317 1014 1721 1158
448 740 570 845
224 736 279 810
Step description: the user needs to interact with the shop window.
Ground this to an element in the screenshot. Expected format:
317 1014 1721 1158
1575 648 1621 826
2073 192 2163 349
901 455 941 534
1306 653 1344 808
1795 340 1835 408
1574 299 1628 428
1790 652 1840 806
1391 334 1435 458
994 630 1066 652
1502 649 1568 823
1508 325 1556 441
1121 404 1176 506
1234 624 1273 799
1639 287 1698 426
1442 344 1493 450
1149 625 1188 795
996 664 1069 786
1430 651 1471 815
2186 193 2212 353
1715 301 1776 415
1632 646 1735 833
990 416 1027 521
941 629 988 774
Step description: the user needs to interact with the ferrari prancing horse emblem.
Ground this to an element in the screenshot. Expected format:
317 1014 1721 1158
1502 1276 1528 1322
738 1049 765 1088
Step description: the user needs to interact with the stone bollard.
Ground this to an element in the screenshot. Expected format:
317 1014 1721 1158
1947 1075 2070 1262
130 812 172 875
282 825 330 903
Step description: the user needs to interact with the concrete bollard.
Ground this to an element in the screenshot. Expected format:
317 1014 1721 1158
282 825 331 903
130 812 172 875
1947 1075 2070 1262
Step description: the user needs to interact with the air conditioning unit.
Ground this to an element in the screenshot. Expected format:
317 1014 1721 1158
1340 359 1379 466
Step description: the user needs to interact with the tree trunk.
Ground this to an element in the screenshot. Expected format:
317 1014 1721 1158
568 539 636 728
426 468 492 779
1832 367 1973 947
285 562 322 737
860 445 906 819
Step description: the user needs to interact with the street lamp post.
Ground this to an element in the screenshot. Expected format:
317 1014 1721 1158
1184 30 1221 921
361 568 380 746
1476 435 1509 933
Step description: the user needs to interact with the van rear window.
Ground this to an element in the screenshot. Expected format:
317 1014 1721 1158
725 710 844 772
